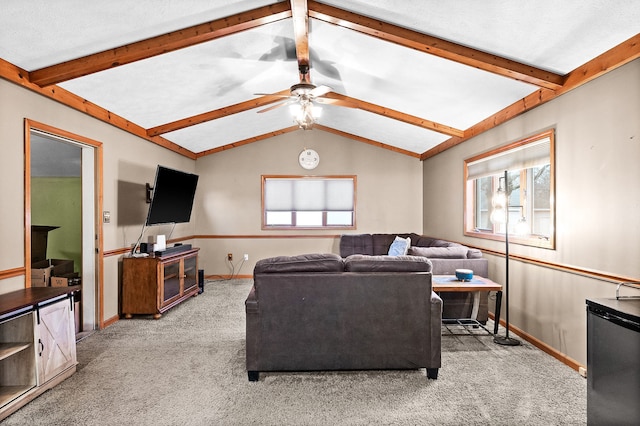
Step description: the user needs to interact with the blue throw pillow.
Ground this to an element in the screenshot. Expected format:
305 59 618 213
387 236 411 256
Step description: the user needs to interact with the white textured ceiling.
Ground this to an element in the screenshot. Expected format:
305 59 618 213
1 1 639 157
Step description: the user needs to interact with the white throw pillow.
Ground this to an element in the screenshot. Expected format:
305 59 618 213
388 236 411 256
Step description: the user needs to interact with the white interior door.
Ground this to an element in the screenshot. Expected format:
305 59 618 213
81 146 96 332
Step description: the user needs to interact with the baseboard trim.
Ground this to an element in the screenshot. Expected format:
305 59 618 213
490 313 584 373
206 274 252 280
102 314 119 329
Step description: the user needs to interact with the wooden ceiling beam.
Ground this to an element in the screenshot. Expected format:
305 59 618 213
308 0 565 90
324 92 464 138
149 88 462 149
147 90 291 136
29 2 292 86
421 33 640 160
291 0 310 80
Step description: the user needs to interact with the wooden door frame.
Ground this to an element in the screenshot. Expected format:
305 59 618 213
24 119 105 329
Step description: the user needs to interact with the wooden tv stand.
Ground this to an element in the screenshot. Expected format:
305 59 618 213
122 247 199 319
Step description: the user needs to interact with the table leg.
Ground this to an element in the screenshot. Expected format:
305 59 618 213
494 290 503 335
471 291 480 320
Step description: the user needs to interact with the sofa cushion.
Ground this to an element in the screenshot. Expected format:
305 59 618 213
339 234 374 257
254 253 344 274
466 248 483 259
409 246 468 259
340 233 484 260
372 234 397 255
344 254 432 272
388 236 411 256
432 239 464 248
415 236 437 247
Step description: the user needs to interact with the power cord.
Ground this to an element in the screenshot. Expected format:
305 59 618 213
207 257 247 282
226 257 246 279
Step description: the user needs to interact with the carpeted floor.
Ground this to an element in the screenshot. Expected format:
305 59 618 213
1 279 586 425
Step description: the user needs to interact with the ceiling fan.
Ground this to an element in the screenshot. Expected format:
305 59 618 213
253 1 357 129
256 65 355 130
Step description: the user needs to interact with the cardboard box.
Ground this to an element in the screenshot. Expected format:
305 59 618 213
31 264 53 287
31 259 74 287
51 272 81 287
50 259 74 275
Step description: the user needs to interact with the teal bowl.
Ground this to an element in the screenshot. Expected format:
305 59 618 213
455 269 474 281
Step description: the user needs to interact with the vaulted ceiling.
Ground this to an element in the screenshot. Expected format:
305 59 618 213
1 1 639 160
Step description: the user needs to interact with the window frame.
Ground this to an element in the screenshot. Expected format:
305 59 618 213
261 175 357 230
463 130 555 249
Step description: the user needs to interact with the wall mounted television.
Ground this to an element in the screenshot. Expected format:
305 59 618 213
145 165 199 225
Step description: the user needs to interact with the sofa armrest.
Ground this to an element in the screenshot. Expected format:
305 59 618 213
245 286 259 314
429 290 442 368
431 290 443 308
245 285 260 372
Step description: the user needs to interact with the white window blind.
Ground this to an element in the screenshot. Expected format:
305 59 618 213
264 177 355 212
264 179 293 211
294 179 325 211
325 179 354 210
467 136 551 180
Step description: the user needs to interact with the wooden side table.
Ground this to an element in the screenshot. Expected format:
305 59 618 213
432 275 502 335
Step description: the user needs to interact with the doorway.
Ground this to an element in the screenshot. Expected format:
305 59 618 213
26 120 103 333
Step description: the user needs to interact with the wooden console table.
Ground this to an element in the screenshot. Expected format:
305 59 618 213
433 275 502 335
122 247 199 319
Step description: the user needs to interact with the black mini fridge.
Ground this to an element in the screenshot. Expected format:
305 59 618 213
586 297 640 425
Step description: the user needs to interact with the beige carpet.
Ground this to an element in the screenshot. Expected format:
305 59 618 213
1 279 586 425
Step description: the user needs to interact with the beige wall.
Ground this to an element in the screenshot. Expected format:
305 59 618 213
422 58 640 366
0 78 195 321
193 130 424 276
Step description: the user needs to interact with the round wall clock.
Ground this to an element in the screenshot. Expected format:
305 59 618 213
298 149 320 170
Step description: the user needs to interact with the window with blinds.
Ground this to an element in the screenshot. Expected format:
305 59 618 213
463 130 555 249
262 176 356 229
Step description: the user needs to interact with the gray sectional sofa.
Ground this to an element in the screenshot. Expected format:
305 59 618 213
339 233 490 322
245 253 442 381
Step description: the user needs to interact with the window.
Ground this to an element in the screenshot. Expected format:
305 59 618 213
262 176 356 229
464 130 555 249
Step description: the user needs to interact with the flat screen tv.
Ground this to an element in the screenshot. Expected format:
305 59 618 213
145 166 199 225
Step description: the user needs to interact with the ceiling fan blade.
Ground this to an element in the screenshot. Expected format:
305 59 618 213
254 93 293 99
310 49 342 82
258 36 297 62
257 102 285 113
257 100 295 113
309 85 332 98
315 97 358 108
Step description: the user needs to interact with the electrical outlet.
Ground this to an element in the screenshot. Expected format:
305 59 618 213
243 254 249 261
227 253 233 261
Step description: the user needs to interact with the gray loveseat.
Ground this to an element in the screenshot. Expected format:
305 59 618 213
340 233 490 322
245 253 442 381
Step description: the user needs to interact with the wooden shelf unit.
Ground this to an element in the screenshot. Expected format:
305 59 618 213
122 247 199 319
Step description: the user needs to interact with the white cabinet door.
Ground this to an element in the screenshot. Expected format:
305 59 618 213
34 298 77 385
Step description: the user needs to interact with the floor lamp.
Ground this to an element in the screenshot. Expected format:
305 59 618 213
492 170 521 346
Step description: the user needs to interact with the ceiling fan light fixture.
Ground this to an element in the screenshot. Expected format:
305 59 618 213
290 101 321 130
